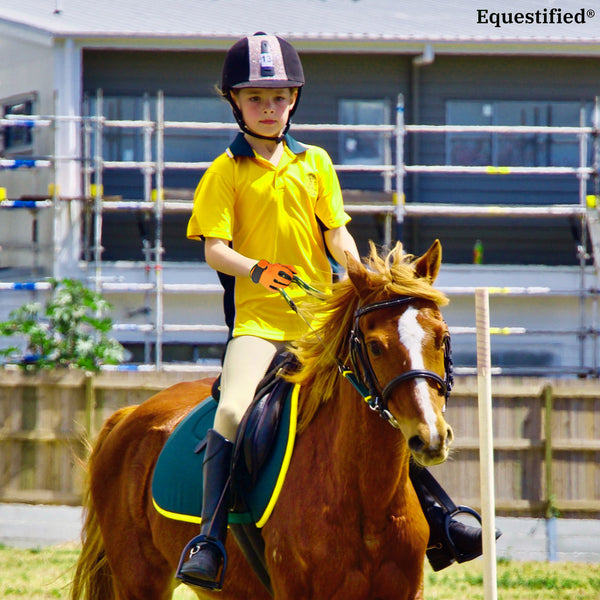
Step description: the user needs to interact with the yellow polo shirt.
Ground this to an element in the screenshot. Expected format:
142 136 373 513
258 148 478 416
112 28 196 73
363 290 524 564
187 133 350 341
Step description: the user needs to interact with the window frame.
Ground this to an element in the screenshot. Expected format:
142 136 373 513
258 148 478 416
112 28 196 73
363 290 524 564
338 98 390 166
1 92 38 156
445 99 593 168
83 94 235 163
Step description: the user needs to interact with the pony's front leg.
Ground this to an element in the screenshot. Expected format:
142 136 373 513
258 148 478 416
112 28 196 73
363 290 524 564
414 578 425 600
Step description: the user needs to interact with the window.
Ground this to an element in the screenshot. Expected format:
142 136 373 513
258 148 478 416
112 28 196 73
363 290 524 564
338 99 390 165
84 95 235 163
163 97 234 163
446 100 593 167
1 93 37 155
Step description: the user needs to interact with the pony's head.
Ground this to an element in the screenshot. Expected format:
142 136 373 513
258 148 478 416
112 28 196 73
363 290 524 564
346 239 453 466
289 239 453 467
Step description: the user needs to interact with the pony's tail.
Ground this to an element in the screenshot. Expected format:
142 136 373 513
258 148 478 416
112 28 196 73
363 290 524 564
69 484 114 600
70 407 136 600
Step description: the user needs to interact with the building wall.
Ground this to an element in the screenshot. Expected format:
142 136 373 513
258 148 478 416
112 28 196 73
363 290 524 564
0 45 597 369
81 50 411 261
0 34 57 273
80 49 600 266
405 55 600 264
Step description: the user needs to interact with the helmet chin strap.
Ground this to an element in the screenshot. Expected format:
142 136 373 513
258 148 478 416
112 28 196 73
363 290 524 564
240 120 290 143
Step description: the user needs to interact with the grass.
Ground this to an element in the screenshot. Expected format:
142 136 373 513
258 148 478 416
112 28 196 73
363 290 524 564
0 544 79 599
0 544 598 599
425 558 600 599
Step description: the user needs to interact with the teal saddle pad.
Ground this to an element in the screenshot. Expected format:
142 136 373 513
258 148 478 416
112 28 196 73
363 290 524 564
151 384 299 527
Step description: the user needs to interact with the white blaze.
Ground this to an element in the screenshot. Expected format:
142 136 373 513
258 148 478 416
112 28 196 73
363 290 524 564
397 306 439 447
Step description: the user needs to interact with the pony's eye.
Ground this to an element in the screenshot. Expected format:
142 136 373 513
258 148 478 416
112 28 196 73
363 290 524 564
367 340 383 357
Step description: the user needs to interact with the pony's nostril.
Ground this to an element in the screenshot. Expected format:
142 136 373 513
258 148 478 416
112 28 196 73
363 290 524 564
408 435 426 453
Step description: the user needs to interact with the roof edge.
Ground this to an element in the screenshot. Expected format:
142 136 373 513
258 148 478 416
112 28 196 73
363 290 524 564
63 35 600 58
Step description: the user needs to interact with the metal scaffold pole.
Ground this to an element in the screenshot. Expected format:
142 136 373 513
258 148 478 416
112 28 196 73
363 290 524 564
591 97 600 373
395 94 405 244
142 94 154 364
51 91 60 279
154 91 165 370
93 90 104 294
577 106 589 372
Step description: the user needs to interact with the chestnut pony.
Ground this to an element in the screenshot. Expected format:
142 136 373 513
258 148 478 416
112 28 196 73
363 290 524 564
70 240 453 600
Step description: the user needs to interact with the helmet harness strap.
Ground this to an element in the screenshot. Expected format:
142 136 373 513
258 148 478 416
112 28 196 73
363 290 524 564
225 88 302 143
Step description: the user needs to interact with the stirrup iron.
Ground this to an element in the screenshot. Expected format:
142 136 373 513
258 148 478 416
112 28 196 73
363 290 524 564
176 534 228 591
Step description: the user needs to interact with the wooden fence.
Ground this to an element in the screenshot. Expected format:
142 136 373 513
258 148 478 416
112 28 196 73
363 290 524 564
0 370 599 518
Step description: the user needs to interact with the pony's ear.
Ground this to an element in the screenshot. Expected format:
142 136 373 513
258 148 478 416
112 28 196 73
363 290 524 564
346 252 373 297
414 239 442 283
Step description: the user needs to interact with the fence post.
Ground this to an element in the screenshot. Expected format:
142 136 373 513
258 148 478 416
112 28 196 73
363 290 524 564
475 288 498 600
84 372 97 445
543 383 558 560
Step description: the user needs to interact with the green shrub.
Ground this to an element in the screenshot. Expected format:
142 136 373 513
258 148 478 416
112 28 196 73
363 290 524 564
0 278 124 372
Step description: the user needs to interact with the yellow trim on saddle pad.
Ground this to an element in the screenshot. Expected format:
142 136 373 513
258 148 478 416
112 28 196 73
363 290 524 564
256 383 299 528
153 497 201 524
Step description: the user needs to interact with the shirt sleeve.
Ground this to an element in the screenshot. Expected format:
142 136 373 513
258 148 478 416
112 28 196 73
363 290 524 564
187 161 235 241
313 147 351 230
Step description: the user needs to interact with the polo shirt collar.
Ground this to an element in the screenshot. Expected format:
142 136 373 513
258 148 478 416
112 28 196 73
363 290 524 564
227 132 308 157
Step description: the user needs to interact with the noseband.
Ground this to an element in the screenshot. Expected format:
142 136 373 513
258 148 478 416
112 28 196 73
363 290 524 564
347 296 454 427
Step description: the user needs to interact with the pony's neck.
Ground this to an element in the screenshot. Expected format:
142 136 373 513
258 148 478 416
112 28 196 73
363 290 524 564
316 379 413 515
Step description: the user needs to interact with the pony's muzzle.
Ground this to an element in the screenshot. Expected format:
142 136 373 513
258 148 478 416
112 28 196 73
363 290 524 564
409 424 453 465
408 434 427 454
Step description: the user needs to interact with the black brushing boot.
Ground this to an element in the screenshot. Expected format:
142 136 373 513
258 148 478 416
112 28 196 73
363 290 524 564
410 463 502 571
176 429 234 590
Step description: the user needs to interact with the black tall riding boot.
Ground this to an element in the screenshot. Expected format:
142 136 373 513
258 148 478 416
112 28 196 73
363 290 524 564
409 463 501 572
176 429 234 590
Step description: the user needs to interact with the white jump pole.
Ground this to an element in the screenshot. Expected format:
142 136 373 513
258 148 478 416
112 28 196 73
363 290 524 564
475 288 498 600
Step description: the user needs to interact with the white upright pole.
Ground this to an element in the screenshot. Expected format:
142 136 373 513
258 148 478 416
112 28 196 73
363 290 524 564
475 287 498 600
395 94 405 242
154 91 165 370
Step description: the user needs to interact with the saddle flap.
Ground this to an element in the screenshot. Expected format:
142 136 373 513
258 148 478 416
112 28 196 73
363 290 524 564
235 375 292 487
233 352 298 485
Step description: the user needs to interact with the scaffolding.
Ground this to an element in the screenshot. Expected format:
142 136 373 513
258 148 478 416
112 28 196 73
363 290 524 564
1 93 599 374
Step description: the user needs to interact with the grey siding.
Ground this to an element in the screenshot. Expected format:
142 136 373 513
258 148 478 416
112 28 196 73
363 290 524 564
414 55 600 203
404 55 600 264
83 49 225 96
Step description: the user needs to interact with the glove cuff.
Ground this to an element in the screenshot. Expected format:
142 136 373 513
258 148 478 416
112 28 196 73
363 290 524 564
250 259 269 284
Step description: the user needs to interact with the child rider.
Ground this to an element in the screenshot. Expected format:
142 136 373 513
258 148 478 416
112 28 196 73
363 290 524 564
177 32 493 591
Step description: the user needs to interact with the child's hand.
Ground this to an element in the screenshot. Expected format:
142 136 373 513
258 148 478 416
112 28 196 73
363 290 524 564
250 260 297 291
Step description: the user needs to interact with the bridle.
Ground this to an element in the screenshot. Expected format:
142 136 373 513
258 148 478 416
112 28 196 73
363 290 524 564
346 296 454 428
280 280 454 429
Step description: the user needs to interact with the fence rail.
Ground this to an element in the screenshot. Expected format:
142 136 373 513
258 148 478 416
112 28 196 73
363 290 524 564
0 371 598 516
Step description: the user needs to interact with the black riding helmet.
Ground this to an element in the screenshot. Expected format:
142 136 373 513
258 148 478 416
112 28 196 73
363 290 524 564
221 32 305 142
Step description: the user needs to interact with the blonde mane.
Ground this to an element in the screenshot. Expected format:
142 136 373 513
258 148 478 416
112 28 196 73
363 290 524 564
286 242 448 433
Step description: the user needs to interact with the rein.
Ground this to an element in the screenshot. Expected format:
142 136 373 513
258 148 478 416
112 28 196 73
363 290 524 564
281 277 454 428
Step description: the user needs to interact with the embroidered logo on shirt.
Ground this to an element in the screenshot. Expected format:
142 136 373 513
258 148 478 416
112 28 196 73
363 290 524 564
306 172 318 198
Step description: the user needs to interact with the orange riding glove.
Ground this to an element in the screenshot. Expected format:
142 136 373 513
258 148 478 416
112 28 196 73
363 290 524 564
250 260 297 291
